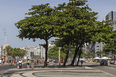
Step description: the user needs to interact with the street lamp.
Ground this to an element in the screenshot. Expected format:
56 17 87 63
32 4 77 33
3 27 7 62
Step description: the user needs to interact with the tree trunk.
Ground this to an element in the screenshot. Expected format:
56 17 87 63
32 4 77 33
70 46 79 66
62 42 71 67
44 40 48 67
71 44 82 66
77 52 81 66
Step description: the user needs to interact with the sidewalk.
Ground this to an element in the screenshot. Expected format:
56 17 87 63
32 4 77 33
1 65 115 77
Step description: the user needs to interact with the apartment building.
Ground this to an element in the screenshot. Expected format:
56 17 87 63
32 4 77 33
106 11 116 30
25 46 45 59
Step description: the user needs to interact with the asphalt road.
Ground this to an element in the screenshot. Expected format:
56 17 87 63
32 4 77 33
83 62 116 76
1 62 116 76
0 63 27 75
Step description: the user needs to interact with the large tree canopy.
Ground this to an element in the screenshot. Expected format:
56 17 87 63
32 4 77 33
53 0 113 66
15 3 58 67
15 0 113 67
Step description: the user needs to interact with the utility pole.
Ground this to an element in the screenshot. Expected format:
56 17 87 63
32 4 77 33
3 27 7 62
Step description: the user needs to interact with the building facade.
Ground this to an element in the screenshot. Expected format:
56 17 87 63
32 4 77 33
1 44 8 59
106 11 116 31
25 46 45 59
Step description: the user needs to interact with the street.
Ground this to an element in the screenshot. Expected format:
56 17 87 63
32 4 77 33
85 62 116 76
0 63 27 75
0 62 116 77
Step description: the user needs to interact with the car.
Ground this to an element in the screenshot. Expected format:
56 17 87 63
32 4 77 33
100 59 108 66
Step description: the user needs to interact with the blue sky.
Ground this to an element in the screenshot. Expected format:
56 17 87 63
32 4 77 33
0 0 116 48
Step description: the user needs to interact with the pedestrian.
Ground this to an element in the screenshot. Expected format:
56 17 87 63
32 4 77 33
81 60 83 66
14 59 16 66
27 59 30 69
9 59 12 66
31 58 35 69
47 59 49 65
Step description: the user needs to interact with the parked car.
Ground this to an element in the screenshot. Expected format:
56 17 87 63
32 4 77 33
100 59 108 66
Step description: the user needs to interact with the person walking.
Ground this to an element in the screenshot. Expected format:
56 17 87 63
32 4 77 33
31 58 35 69
27 59 30 69
9 59 12 66
81 60 83 66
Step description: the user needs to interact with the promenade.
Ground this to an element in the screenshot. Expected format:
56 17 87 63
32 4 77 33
0 64 115 77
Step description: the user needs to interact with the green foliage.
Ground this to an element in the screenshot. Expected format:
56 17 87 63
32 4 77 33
96 50 104 58
15 0 114 66
54 0 113 54
48 46 66 59
6 46 26 58
77 49 86 58
33 55 43 59
15 3 58 67
103 31 116 55
85 51 94 58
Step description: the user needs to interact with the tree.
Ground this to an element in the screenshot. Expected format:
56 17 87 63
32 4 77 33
15 3 57 67
54 0 113 66
103 31 116 55
6 46 26 59
14 48 26 58
96 50 104 58
33 55 42 59
6 46 15 58
85 51 94 59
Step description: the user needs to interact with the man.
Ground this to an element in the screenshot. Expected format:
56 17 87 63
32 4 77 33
81 60 83 66
18 59 22 69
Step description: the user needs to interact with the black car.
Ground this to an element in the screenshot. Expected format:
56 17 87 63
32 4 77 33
100 59 108 66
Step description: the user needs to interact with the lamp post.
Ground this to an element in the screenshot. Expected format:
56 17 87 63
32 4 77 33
3 27 7 62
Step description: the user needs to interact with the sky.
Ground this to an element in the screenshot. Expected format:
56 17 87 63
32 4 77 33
0 0 116 48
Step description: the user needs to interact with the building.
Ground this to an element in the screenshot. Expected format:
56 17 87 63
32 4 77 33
86 42 104 57
1 44 9 59
106 11 116 31
25 46 45 59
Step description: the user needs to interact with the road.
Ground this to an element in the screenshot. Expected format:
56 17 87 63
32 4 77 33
83 62 116 76
1 62 116 76
0 63 27 75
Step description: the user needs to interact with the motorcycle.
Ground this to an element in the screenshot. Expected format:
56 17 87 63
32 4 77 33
19 63 22 69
